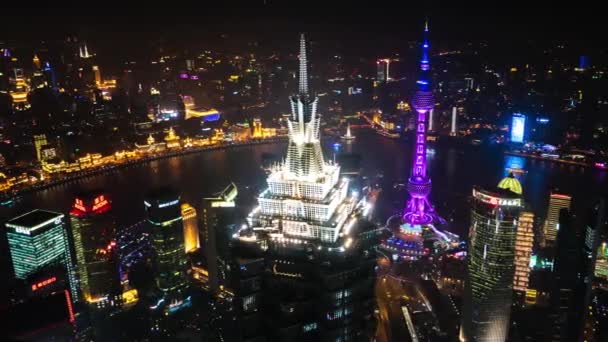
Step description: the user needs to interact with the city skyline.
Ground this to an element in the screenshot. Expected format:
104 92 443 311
0 10 606 341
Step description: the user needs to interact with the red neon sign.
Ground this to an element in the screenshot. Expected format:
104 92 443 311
31 276 57 291
72 195 111 214
65 290 75 323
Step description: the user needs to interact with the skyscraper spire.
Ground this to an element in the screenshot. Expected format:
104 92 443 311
285 34 323 179
403 20 437 226
298 33 308 94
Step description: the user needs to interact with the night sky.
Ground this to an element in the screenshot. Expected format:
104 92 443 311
0 2 605 61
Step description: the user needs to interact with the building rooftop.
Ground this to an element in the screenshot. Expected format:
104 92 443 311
6 209 64 231
497 173 523 195
145 186 180 203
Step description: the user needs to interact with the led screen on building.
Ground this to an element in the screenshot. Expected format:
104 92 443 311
511 114 526 143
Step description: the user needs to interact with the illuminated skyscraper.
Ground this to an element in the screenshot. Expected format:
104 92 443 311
201 183 238 293
6 210 78 301
254 34 350 241
550 208 584 342
145 187 189 311
69 191 121 309
450 107 458 136
513 211 534 301
181 203 200 253
33 134 48 162
233 33 380 342
543 193 572 246
376 58 390 82
461 175 523 342
404 21 437 226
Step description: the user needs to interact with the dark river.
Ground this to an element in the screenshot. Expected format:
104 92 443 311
2 130 607 237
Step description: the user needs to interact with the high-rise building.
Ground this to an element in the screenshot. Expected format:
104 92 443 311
513 211 534 301
6 210 78 300
543 193 572 246
181 203 200 253
450 106 458 136
69 191 121 309
376 58 390 82
33 134 48 162
201 183 238 293
232 33 380 342
92 65 101 86
404 21 437 226
145 187 189 310
550 208 585 342
460 175 523 342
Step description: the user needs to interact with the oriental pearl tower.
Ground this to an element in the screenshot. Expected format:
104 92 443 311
403 20 438 226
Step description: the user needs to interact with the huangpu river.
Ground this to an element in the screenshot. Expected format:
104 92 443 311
1 130 607 237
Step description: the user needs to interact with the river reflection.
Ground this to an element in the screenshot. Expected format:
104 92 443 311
2 131 606 237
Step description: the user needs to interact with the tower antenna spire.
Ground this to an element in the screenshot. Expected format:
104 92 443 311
299 33 308 94
403 20 438 225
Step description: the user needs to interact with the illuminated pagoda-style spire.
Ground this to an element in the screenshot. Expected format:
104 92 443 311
244 33 350 244
284 33 324 179
403 20 437 225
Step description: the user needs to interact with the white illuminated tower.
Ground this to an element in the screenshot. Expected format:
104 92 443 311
245 34 357 244
232 35 379 341
450 107 458 136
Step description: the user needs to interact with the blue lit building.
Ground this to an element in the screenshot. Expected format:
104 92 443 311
511 113 526 143
6 210 78 301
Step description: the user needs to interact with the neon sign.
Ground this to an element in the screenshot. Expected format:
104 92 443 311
159 199 179 208
473 189 521 207
73 195 110 214
31 276 57 291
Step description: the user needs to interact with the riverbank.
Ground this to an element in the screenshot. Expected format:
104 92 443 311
504 150 590 168
2 137 288 202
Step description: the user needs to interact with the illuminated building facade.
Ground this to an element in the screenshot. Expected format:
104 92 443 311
510 114 526 143
404 21 437 226
461 177 523 342
181 203 200 253
6 210 78 301
450 107 458 136
233 34 380 342
543 193 571 246
252 34 352 244
513 211 534 303
202 183 238 293
69 191 121 309
33 134 48 162
145 187 189 310
252 118 263 138
376 58 390 82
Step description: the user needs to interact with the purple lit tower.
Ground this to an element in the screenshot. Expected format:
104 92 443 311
403 21 436 225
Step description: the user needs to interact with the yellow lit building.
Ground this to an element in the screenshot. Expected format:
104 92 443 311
252 118 263 138
543 193 571 246
33 134 48 162
181 203 200 253
595 241 608 279
164 127 181 149
211 129 225 143
397 101 410 111
78 153 103 168
92 65 102 86
514 211 534 292
135 134 166 153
